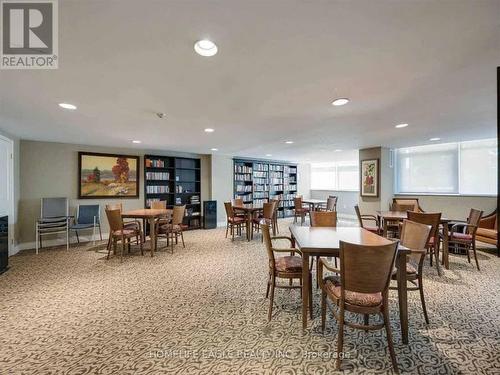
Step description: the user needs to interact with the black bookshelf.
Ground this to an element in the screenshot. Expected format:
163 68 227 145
233 158 298 218
144 155 201 229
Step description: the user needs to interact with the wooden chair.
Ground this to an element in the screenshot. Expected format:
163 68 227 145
105 208 143 262
252 201 276 240
150 200 167 209
233 198 244 206
442 208 483 270
392 198 423 212
354 205 381 234
310 210 338 287
105 203 141 249
390 220 432 324
271 198 281 233
318 240 400 372
320 195 337 211
261 223 312 322
407 211 442 272
293 197 310 225
224 202 246 241
157 205 186 253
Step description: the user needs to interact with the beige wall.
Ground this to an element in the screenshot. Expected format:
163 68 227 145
19 140 209 247
297 163 311 199
210 154 233 223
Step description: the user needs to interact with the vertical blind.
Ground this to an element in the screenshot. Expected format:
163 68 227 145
311 162 359 191
395 139 497 195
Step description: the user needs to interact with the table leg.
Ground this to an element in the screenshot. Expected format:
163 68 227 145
302 254 310 329
247 212 251 241
396 252 408 344
443 225 449 269
149 217 155 257
383 219 388 237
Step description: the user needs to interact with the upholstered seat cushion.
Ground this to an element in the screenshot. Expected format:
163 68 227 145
229 216 246 224
449 232 473 242
324 279 383 307
124 221 140 229
364 226 380 234
476 228 497 240
160 224 182 232
112 229 136 236
254 217 272 225
428 236 435 246
275 256 303 273
392 263 417 275
296 207 310 213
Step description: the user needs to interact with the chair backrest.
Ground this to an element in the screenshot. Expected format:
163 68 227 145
77 204 100 225
224 201 235 218
391 203 416 212
105 203 123 212
261 223 276 268
105 209 123 232
294 197 303 210
354 205 364 228
262 202 274 220
339 240 399 294
467 208 483 234
407 211 441 245
234 198 244 206
172 205 186 226
392 198 422 212
151 200 167 209
41 197 68 218
310 211 337 227
326 196 337 211
400 220 432 263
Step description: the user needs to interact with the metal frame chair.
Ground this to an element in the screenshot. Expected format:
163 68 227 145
70 204 102 245
35 197 70 254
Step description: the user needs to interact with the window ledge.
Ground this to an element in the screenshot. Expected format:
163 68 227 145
395 193 497 198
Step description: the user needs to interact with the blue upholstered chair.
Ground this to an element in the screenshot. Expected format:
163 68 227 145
70 204 102 245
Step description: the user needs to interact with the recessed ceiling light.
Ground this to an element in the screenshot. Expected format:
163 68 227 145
58 103 77 110
266 154 272 157
331 98 349 106
194 40 218 57
395 123 408 128
156 112 167 119
429 137 441 141
285 141 294 144
211 148 218 151
132 140 141 144
204 128 215 133
334 149 342 152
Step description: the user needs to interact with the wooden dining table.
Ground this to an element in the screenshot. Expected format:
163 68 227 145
302 198 327 211
376 210 451 274
233 204 263 241
121 208 171 256
289 225 412 344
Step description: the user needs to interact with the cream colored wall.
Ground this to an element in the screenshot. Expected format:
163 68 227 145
19 140 208 247
210 154 233 223
297 163 311 199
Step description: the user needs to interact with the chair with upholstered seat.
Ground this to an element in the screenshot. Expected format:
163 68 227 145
476 210 497 250
35 197 71 254
262 223 312 322
441 208 483 270
70 204 102 245
105 203 141 248
392 198 424 212
157 205 186 253
390 220 432 324
407 211 441 272
310 210 338 287
252 201 276 240
318 240 399 372
105 208 143 262
293 197 310 225
224 202 246 241
354 205 381 234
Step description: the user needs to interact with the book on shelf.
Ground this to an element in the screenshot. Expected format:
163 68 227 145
236 185 252 192
234 165 253 173
146 159 166 168
146 185 170 194
146 171 170 180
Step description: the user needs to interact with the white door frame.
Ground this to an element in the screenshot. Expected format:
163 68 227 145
0 134 14 255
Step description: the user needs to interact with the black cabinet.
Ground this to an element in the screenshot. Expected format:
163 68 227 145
0 216 8 274
203 201 217 229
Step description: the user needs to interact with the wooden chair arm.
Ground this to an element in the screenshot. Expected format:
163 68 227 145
449 223 477 234
272 247 302 256
271 236 294 244
318 258 340 290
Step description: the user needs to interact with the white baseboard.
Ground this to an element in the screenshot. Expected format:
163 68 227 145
14 232 109 253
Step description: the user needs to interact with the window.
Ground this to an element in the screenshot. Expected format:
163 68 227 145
395 139 497 195
311 162 359 191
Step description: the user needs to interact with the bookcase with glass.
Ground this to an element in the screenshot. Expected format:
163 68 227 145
144 155 201 229
233 158 298 218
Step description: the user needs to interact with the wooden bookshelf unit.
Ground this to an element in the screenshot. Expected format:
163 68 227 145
144 155 201 229
233 158 297 218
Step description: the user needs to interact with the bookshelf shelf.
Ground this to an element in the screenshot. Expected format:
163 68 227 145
144 155 201 230
233 158 298 218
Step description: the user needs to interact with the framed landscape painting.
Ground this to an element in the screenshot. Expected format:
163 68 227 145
78 152 139 199
360 159 379 197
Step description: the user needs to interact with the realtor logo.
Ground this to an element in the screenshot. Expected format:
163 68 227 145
1 0 58 69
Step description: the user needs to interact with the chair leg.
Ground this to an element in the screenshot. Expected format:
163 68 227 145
225 223 229 238
171 232 174 253
364 314 369 332
265 274 271 298
232 224 235 241
268 275 275 322
336 304 345 371
140 234 143 256
418 274 430 324
466 244 471 263
107 236 113 259
308 273 313 319
472 242 480 271
180 231 185 248
75 230 80 243
382 299 399 374
321 290 327 332
99 226 102 241
120 235 125 262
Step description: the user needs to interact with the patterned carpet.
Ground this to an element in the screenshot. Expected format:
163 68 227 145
1 220 499 374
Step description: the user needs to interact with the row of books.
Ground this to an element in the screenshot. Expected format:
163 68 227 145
270 184 284 191
253 178 267 185
284 166 297 174
252 199 267 207
253 184 269 192
253 171 267 178
269 171 283 178
236 185 252 192
146 185 170 194
253 191 268 199
190 195 200 204
235 165 252 173
145 159 167 168
285 177 297 183
253 163 269 171
234 174 252 182
146 171 170 180
285 184 297 191
269 164 284 171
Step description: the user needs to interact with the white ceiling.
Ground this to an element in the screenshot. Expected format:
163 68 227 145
0 0 499 162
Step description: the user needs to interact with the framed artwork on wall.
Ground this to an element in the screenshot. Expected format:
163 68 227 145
78 152 140 199
360 158 379 197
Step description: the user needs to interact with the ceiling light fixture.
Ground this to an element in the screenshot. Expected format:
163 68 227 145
194 39 218 57
211 148 218 151
132 140 141 144
331 98 349 106
395 123 408 128
285 141 294 144
429 137 441 141
204 128 215 133
58 103 77 110
266 154 272 157
156 112 167 119
334 149 342 152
